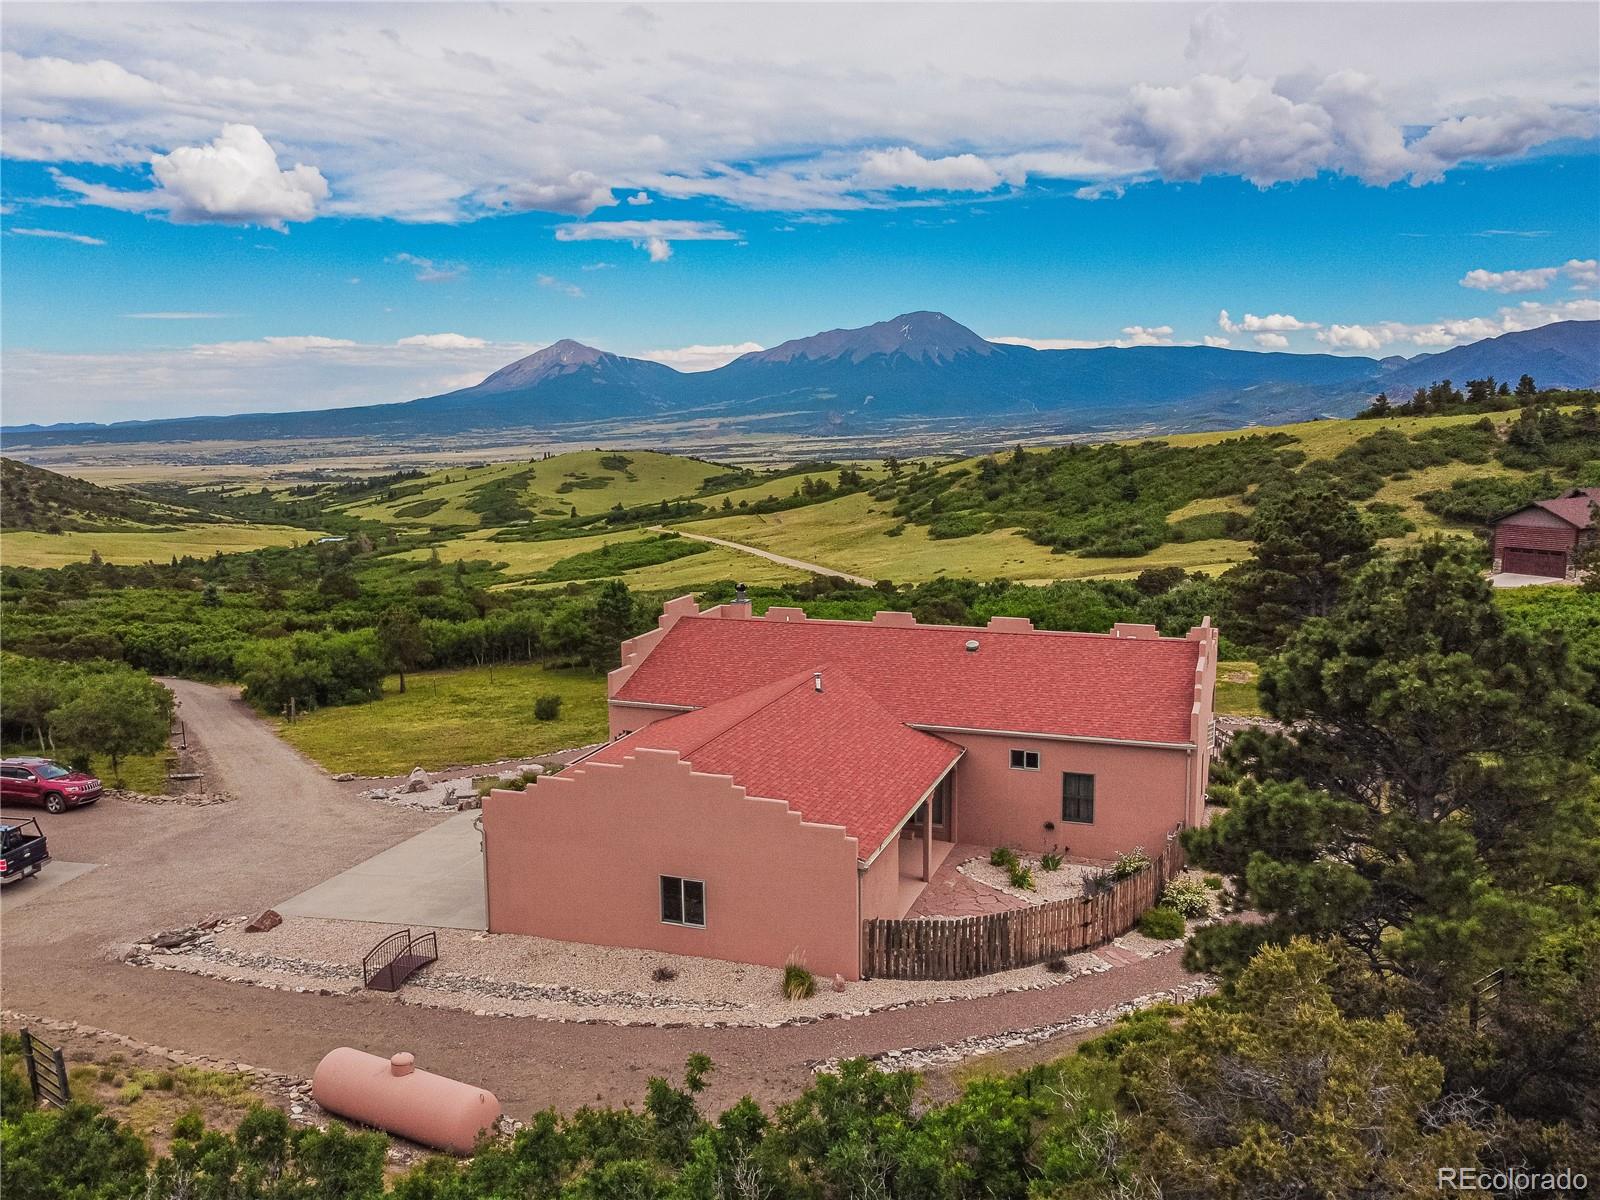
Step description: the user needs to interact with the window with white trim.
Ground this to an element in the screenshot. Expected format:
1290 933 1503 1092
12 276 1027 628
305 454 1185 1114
660 876 706 927
1010 749 1040 771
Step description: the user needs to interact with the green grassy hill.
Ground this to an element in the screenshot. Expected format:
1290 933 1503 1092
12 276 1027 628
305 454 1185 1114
0 457 199 532
333 449 734 527
667 403 1596 584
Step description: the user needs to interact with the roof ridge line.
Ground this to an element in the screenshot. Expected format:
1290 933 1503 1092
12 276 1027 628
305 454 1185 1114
674 668 825 760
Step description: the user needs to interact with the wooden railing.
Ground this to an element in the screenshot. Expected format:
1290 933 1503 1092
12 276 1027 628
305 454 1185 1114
861 829 1184 980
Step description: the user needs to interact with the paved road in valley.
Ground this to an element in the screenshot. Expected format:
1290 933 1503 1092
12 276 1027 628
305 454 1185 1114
651 525 875 586
2 679 1206 1115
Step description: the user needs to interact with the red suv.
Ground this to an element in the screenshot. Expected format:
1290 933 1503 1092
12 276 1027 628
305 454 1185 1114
0 758 103 814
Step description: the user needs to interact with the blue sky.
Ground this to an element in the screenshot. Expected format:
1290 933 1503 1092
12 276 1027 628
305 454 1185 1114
2 2 1597 424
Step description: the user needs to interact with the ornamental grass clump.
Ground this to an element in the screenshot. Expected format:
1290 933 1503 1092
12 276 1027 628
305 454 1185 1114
990 846 1020 869
1040 849 1064 872
1008 861 1036 891
783 956 816 1001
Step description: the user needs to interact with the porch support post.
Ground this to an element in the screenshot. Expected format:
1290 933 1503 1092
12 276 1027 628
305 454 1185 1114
922 799 932 882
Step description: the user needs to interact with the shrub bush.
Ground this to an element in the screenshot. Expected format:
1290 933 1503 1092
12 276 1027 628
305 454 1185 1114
1040 849 1064 872
1160 878 1213 918
1138 906 1186 940
652 965 678 983
1045 956 1071 974
533 693 563 721
783 958 816 1001
1112 847 1152 879
1203 874 1225 890
990 846 1020 869
1008 862 1036 891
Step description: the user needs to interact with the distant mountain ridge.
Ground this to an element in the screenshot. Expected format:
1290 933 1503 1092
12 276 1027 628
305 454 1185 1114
8 314 1597 447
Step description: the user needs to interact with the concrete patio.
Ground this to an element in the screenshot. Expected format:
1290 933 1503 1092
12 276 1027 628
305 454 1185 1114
276 811 487 929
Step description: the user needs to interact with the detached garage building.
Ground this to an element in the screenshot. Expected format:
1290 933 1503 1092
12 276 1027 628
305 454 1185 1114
1493 488 1599 579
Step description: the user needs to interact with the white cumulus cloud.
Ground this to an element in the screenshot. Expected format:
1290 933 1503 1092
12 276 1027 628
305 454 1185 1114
1567 258 1600 289
54 124 327 230
1120 324 1175 346
491 171 617 217
552 219 740 262
637 342 765 371
1314 297 1600 354
1218 310 1320 334
1460 265 1562 293
396 333 487 349
1253 332 1291 349
857 147 1006 192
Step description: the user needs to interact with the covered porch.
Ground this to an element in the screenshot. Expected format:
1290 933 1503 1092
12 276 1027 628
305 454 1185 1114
891 770 957 915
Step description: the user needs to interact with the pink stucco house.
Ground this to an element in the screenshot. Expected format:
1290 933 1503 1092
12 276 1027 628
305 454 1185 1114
483 594 1219 980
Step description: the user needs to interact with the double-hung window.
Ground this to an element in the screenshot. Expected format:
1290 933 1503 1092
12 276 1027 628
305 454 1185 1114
1010 749 1040 771
1061 773 1095 823
660 876 706 927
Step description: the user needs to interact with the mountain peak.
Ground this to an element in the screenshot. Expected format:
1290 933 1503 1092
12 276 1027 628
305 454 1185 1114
474 338 610 391
739 310 996 366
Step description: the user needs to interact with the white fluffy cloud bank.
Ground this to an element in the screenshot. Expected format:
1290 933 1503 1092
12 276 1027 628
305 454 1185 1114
1315 297 1600 353
2 334 536 424
4 4 1595 223
1461 259 1599 293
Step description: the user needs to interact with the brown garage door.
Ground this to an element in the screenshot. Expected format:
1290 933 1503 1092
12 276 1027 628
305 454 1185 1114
1502 547 1568 577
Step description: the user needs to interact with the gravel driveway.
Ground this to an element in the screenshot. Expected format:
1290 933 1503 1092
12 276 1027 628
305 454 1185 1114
2 678 1209 1115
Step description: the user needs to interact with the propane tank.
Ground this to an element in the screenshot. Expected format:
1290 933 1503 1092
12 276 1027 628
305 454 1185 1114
312 1048 501 1155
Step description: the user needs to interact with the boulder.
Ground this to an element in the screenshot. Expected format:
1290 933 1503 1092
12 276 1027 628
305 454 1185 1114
404 767 433 794
332 772 357 782
245 909 283 934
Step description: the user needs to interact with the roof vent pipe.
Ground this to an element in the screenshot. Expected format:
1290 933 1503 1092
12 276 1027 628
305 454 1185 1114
965 639 980 653
814 671 823 692
732 582 751 606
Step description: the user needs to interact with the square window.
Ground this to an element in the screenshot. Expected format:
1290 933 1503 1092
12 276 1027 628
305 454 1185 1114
1062 773 1095 823
660 875 705 927
1010 749 1040 771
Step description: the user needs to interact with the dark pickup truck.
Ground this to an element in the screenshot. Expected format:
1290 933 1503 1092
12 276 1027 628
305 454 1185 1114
1 819 50 883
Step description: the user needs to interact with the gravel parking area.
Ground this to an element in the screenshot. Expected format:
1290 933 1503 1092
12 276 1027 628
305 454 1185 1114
138 914 1184 1027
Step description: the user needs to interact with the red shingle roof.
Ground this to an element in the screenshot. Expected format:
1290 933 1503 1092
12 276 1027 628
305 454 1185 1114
592 668 962 858
615 615 1203 745
1533 496 1598 529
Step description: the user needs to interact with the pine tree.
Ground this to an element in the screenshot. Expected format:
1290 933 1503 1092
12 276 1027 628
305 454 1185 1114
1222 481 1375 649
1189 539 1599 1001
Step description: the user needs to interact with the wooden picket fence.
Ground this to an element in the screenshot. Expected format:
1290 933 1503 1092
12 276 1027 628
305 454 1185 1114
861 828 1185 980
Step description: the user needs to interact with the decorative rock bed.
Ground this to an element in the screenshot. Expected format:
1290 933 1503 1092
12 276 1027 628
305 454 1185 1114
956 855 1105 904
125 912 1193 1029
110 788 233 807
812 979 1217 1075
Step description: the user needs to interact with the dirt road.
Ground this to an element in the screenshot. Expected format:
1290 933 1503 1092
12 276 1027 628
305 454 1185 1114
652 525 875 586
2 680 1206 1114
